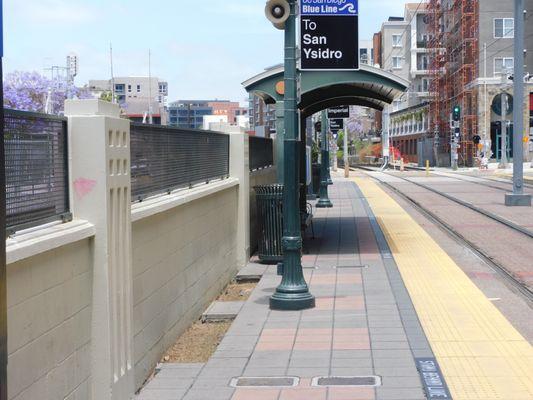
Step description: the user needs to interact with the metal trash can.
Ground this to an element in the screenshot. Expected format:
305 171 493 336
254 184 284 264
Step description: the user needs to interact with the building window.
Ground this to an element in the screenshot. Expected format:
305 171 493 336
392 56 403 69
115 84 125 94
421 78 430 92
494 18 514 38
127 84 132 93
392 100 402 111
360 48 368 64
494 57 514 75
419 55 429 70
392 34 402 47
136 85 141 93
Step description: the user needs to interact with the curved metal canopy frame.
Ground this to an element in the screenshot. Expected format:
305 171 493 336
302 97 384 118
242 64 409 113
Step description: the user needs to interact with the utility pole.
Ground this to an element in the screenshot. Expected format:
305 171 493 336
110 44 115 104
499 90 509 168
148 49 153 125
332 132 338 172
266 0 315 310
317 111 333 208
326 129 333 185
505 0 532 206
451 106 461 171
1 1 7 397
344 122 349 177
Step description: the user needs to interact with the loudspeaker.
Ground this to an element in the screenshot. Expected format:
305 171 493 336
265 0 290 30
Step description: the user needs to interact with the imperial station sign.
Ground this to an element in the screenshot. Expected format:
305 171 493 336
300 0 359 70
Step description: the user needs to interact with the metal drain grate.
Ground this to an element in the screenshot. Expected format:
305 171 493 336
230 377 299 388
334 265 369 269
312 376 381 387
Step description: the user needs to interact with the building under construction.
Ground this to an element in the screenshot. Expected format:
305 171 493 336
428 0 533 166
427 0 479 167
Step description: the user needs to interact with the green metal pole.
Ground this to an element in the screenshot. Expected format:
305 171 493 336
275 101 285 184
270 0 315 310
326 122 333 185
317 111 333 208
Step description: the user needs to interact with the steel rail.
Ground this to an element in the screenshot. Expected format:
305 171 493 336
354 167 533 304
356 167 533 240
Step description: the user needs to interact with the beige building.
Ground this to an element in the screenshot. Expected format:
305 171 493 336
88 77 169 125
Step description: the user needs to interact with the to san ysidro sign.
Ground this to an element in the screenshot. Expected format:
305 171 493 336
300 0 359 71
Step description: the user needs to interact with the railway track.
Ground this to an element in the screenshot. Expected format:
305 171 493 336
430 172 533 193
354 166 533 304
357 166 533 239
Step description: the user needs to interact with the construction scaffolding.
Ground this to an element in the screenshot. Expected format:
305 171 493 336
428 0 479 167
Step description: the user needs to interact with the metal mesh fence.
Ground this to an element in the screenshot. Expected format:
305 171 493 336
249 136 274 171
4 110 71 234
130 123 230 201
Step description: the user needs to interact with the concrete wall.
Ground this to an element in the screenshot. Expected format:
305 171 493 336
6 237 93 400
4 100 249 400
131 183 239 388
249 167 277 254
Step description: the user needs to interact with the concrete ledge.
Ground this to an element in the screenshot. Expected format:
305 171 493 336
505 193 532 207
236 262 268 282
6 220 96 264
131 178 239 222
202 301 244 322
250 166 276 178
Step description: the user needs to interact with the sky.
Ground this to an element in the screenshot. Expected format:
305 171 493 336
3 0 406 104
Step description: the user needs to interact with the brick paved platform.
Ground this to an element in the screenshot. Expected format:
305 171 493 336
136 179 432 400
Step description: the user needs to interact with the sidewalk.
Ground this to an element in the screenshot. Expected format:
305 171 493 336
136 179 433 400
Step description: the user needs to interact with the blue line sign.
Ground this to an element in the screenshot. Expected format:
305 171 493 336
301 0 358 16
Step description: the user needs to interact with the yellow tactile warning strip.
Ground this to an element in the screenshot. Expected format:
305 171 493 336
354 176 533 400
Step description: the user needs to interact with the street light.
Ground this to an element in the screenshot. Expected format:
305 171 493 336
265 0 315 310
505 0 532 206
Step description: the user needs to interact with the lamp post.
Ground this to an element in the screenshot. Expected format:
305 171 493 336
505 0 532 206
317 111 333 208
266 0 315 310
326 130 333 185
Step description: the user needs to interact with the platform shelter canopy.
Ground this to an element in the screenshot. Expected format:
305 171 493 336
242 64 410 117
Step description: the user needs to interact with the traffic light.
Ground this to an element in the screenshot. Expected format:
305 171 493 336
452 105 461 122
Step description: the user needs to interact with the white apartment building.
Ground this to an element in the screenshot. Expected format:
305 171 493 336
377 3 433 160
88 77 169 125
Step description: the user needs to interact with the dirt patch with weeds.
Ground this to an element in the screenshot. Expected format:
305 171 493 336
217 281 257 302
161 320 232 363
160 281 257 364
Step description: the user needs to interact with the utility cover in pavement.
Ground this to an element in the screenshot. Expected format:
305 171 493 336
312 376 381 387
230 377 299 388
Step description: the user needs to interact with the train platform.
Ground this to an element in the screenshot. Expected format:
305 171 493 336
136 174 533 400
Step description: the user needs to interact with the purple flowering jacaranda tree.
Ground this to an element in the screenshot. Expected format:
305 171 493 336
3 70 91 114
